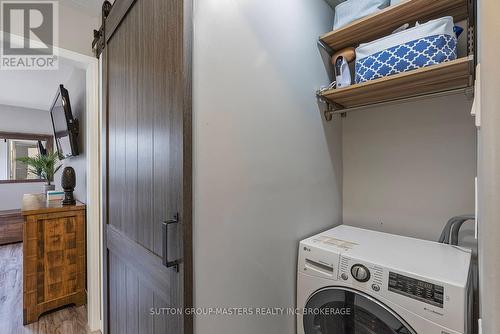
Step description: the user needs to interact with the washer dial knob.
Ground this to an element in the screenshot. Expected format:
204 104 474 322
351 264 371 282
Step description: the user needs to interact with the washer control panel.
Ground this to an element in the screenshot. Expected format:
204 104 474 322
388 272 444 308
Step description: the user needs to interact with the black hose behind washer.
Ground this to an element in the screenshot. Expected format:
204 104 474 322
438 215 475 245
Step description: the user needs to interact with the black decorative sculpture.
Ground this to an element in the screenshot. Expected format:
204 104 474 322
61 167 76 205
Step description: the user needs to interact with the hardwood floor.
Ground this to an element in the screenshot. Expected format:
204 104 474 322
0 243 96 334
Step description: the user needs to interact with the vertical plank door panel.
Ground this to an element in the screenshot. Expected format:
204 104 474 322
104 0 192 333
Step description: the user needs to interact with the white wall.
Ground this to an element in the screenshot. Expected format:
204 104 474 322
0 140 8 180
193 0 341 333
54 68 87 203
0 105 53 210
477 0 500 331
343 95 477 242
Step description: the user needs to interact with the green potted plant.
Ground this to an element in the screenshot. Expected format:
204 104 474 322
17 152 62 194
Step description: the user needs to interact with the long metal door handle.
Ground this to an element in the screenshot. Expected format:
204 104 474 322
162 213 180 272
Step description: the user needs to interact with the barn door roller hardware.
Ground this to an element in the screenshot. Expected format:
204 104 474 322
92 1 113 58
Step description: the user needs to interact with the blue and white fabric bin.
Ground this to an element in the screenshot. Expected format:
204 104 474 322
334 0 390 30
355 17 458 84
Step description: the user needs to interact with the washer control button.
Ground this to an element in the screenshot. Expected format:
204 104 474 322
351 264 371 283
372 284 380 292
341 273 348 280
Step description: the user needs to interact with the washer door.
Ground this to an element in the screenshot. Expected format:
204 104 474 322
303 287 416 334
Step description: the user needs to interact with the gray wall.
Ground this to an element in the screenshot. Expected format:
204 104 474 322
0 105 53 210
58 1 100 57
478 0 500 331
343 95 477 242
0 68 87 210
54 68 87 203
192 0 341 333
0 104 52 134
4 1 99 57
0 140 7 179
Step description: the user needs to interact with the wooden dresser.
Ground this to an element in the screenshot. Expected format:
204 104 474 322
0 209 23 245
21 194 86 325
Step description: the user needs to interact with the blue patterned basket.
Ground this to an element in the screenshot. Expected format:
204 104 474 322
355 17 457 84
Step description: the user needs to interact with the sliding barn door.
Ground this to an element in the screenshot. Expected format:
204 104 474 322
102 0 192 333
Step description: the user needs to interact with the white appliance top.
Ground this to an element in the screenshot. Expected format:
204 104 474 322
301 225 471 287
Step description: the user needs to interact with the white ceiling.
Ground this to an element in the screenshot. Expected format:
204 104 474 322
64 0 103 18
0 58 79 111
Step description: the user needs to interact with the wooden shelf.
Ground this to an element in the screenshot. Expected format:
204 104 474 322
318 56 473 111
320 0 469 51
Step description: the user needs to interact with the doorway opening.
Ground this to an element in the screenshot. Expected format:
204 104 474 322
0 31 101 332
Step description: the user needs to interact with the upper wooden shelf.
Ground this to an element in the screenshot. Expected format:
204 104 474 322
320 0 469 51
318 56 473 111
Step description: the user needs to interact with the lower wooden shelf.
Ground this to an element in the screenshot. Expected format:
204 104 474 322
318 56 474 112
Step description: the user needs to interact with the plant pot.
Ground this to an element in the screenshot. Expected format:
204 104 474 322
44 184 55 195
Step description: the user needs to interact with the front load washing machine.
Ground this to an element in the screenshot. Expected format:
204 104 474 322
297 225 472 334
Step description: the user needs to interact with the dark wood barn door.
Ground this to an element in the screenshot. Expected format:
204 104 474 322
102 0 192 333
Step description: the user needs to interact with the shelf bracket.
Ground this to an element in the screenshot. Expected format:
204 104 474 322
317 39 334 56
318 40 335 83
316 92 344 122
465 86 475 100
325 103 334 122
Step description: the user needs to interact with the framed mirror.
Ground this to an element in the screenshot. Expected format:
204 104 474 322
0 132 53 183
